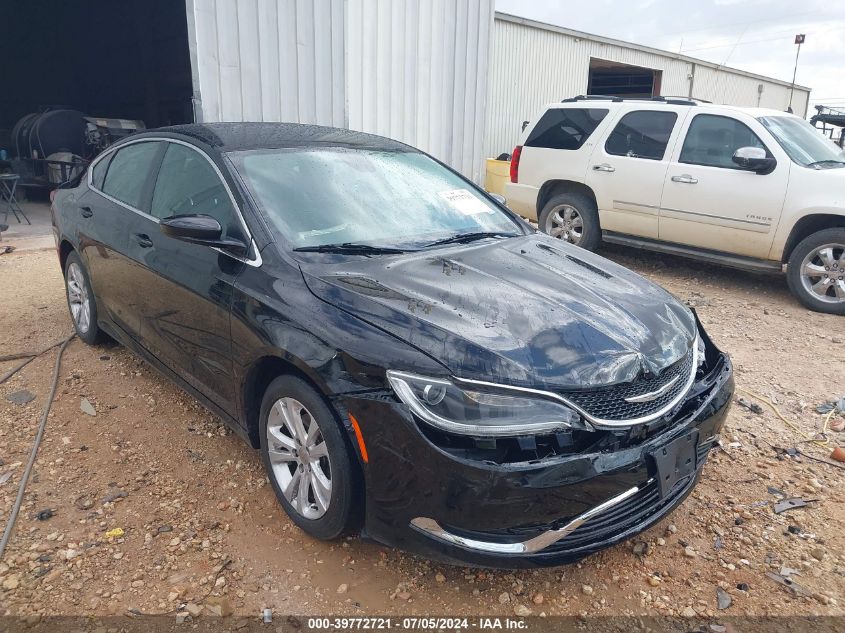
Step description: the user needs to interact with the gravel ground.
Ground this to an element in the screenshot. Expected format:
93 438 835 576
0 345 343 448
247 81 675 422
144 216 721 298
0 246 843 620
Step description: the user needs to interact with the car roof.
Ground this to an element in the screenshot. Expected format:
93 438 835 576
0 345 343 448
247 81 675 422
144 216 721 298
129 122 414 153
546 99 798 120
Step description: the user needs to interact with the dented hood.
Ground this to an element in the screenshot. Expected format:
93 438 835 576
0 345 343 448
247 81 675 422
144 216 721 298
300 235 696 389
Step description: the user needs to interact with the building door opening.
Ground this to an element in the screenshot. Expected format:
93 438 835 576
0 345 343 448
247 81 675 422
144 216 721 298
588 59 661 98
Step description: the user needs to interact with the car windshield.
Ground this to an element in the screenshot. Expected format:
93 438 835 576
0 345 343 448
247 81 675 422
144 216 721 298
229 148 523 250
758 115 845 168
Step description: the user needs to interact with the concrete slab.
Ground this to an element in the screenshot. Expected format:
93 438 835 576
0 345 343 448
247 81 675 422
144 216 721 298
0 201 55 253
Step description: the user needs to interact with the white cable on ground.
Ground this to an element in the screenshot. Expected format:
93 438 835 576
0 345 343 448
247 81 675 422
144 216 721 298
0 335 74 560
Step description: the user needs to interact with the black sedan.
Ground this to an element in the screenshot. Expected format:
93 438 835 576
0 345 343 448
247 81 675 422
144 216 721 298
51 123 733 568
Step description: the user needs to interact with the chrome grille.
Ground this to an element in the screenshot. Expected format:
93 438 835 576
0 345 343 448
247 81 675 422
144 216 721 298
561 350 694 422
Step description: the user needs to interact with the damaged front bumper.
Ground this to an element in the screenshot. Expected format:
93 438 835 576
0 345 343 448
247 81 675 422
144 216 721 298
340 331 734 568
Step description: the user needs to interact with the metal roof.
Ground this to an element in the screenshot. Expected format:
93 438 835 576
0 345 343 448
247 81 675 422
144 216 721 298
495 12 812 93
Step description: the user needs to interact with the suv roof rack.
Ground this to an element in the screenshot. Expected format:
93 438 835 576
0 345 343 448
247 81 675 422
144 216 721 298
561 95 707 106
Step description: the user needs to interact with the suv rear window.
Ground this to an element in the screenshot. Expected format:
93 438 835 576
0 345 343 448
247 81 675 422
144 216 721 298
605 111 678 160
525 108 608 150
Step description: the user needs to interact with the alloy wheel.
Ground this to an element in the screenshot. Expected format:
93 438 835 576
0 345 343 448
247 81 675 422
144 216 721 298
67 262 91 333
799 243 845 305
545 204 584 244
266 397 332 520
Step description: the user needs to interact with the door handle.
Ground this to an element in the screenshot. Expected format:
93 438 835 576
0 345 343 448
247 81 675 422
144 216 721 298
671 174 698 184
134 233 153 248
79 205 93 218
592 163 616 172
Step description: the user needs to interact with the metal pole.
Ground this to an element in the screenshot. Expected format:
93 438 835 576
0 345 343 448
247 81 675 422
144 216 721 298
789 42 802 111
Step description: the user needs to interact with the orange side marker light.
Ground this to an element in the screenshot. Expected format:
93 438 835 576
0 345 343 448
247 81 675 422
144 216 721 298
349 413 369 463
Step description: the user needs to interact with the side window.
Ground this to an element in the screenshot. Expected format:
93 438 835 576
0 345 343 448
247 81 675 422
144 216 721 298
101 142 162 210
90 151 114 190
151 143 235 231
525 108 609 150
605 111 678 160
680 114 768 169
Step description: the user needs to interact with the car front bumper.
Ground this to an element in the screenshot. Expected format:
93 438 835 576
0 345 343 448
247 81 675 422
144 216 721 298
340 345 733 568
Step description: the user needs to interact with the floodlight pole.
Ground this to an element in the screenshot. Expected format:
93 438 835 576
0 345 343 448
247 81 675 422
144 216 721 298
789 34 805 112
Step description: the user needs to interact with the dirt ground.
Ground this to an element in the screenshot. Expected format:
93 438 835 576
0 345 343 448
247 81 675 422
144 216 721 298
0 245 843 621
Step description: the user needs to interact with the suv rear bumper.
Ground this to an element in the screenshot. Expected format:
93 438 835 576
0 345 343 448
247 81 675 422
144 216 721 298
503 182 539 220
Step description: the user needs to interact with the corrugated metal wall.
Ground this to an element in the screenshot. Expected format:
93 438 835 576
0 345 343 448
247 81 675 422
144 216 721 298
345 0 493 181
486 15 811 157
186 0 493 182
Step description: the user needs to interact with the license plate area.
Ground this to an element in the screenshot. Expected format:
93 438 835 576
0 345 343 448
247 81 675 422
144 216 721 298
650 429 699 498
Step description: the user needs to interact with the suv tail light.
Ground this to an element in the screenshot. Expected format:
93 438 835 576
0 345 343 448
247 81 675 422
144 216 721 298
510 146 522 183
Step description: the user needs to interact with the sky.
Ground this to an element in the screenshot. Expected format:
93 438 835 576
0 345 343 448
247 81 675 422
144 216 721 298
495 0 845 116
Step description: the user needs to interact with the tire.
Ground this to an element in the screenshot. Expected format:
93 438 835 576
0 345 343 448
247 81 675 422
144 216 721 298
786 228 845 315
63 251 104 344
259 375 359 540
538 192 601 251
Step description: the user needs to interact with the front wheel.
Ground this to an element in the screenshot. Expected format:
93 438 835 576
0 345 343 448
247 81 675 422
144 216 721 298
538 192 601 251
64 251 104 344
786 228 845 315
259 375 360 540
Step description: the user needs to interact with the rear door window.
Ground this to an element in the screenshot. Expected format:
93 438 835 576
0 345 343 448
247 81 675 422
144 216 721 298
605 110 678 160
101 142 162 210
526 108 609 150
680 114 768 169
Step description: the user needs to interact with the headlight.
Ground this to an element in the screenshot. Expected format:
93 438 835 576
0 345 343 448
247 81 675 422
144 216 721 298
387 370 583 437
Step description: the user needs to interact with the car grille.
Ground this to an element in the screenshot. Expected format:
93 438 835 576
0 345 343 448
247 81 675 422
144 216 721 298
560 350 695 422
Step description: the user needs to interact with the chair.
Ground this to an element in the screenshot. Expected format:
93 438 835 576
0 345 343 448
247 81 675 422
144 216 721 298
0 174 30 225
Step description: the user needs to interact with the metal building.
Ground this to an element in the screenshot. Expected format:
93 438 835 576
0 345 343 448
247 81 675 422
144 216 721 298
486 12 813 157
5 1 813 185
186 0 494 182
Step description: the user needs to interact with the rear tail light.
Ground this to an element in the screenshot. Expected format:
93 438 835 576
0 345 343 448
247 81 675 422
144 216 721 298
510 146 522 183
49 189 57 203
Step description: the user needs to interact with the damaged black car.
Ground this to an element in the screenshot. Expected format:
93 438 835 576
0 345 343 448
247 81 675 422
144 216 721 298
52 122 733 568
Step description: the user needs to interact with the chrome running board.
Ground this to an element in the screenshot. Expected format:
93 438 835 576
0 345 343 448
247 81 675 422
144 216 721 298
410 480 651 555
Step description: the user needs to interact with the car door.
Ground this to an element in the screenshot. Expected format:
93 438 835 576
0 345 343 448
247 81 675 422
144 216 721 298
585 107 688 239
659 113 790 259
124 140 246 414
82 140 165 337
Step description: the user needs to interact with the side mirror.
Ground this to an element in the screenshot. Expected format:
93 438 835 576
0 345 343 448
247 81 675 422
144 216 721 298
732 147 776 174
160 214 247 254
521 120 530 131
489 192 507 206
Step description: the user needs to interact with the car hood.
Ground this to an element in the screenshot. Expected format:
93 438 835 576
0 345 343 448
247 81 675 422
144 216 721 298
300 235 696 389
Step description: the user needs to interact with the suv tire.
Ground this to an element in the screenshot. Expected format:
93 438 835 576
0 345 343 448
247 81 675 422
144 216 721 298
538 192 601 251
786 227 845 315
259 375 360 540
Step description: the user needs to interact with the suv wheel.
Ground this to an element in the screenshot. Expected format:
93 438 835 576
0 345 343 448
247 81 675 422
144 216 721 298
786 228 845 315
538 192 600 250
259 375 359 540
64 251 104 345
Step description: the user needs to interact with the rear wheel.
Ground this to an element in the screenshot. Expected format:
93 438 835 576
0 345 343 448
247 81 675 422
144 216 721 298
64 251 104 344
786 228 845 315
259 375 359 539
538 192 601 251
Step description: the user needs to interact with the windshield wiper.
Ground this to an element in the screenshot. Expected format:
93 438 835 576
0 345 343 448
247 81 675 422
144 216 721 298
424 231 519 248
293 242 411 255
807 159 845 169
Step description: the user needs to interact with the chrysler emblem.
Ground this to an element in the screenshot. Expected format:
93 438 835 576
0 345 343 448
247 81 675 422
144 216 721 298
624 375 681 403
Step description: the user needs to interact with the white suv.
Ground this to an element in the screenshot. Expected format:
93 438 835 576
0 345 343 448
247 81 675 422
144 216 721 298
505 96 845 315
